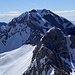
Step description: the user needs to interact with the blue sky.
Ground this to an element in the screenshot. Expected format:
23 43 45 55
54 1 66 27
0 0 75 22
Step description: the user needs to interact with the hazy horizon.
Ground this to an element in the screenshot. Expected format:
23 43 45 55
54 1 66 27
0 0 75 22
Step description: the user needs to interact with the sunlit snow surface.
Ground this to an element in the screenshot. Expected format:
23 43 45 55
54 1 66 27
0 45 35 75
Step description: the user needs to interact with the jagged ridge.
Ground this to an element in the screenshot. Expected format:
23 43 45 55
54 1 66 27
0 9 75 53
24 27 75 75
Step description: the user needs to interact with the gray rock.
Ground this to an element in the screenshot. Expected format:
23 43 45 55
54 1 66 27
70 35 75 48
23 27 71 75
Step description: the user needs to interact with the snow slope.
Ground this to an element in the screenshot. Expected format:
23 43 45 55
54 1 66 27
0 45 35 75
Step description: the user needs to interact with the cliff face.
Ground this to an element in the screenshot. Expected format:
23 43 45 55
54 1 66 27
24 27 75 75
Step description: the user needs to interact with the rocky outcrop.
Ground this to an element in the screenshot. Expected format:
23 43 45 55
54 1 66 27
23 27 74 75
70 35 75 48
41 27 69 59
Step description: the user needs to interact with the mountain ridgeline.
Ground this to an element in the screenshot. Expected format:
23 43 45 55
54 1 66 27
0 9 75 75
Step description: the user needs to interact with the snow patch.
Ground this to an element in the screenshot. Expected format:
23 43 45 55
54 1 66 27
0 45 35 75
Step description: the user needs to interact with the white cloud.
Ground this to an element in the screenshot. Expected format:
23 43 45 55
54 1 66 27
54 10 75 21
54 10 75 13
6 11 20 14
0 11 21 22
0 11 21 17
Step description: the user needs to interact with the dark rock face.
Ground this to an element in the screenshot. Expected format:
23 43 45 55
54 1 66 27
43 14 64 29
70 35 75 48
25 30 42 45
43 10 75 36
41 27 69 59
23 27 72 75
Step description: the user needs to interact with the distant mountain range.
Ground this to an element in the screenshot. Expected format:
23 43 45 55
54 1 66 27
0 9 75 75
0 22 7 26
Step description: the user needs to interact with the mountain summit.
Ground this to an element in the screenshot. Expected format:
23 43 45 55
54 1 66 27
0 9 75 75
0 9 75 53
24 27 75 75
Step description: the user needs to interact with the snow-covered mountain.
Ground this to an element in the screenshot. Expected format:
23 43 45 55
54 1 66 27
0 45 35 75
0 22 7 26
0 9 75 53
0 9 75 75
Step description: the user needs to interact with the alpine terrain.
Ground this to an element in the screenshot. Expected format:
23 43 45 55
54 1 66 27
0 9 75 75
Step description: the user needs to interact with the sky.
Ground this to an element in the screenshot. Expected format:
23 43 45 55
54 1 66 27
0 0 75 22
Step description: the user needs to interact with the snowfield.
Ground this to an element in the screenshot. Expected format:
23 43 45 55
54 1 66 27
0 45 35 75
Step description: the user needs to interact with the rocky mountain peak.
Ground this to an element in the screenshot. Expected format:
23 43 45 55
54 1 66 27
24 27 75 75
0 9 75 53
